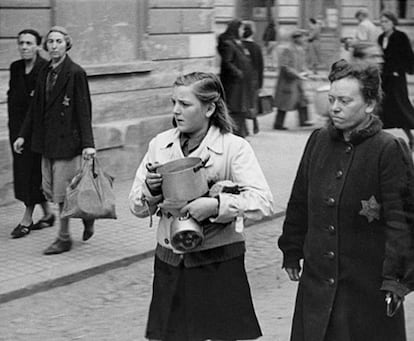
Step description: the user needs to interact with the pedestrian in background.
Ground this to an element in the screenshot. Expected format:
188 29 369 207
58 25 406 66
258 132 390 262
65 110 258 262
279 60 414 341
352 41 384 65
354 8 379 43
306 18 322 74
242 21 264 135
378 10 414 150
129 72 274 341
262 19 278 70
273 29 312 130
14 26 96 255
217 19 252 138
8 29 55 239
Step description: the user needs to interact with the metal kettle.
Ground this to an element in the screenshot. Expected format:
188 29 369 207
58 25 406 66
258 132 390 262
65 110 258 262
170 214 204 252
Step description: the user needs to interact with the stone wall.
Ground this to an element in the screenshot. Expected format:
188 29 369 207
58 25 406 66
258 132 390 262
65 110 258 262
0 0 217 206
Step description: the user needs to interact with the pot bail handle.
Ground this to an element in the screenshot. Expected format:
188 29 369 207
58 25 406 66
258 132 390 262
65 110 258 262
193 154 210 173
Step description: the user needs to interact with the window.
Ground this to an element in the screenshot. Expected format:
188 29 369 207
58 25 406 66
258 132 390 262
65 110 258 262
381 0 409 19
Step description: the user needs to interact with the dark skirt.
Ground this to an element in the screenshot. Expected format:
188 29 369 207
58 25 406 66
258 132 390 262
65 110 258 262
146 254 262 341
10 142 46 206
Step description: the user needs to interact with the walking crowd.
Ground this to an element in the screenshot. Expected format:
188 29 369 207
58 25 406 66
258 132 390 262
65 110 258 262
5 7 414 341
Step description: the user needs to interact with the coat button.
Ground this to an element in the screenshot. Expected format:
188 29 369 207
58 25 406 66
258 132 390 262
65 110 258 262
327 197 335 206
325 251 335 259
345 146 352 153
327 278 335 286
328 225 336 233
164 238 169 244
336 170 343 179
60 112 64 116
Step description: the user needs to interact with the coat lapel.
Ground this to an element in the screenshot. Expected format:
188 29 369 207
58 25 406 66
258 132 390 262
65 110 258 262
45 55 71 110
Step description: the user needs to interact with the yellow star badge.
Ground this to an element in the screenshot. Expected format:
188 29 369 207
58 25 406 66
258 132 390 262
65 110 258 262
359 195 381 223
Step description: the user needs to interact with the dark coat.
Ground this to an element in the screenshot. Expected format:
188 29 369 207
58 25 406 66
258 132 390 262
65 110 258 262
274 43 308 111
378 29 414 129
217 35 251 113
8 55 48 205
278 117 414 341
20 55 94 159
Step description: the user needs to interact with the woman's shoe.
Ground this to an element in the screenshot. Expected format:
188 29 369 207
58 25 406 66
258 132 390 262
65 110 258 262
32 214 55 230
82 219 95 241
11 223 32 239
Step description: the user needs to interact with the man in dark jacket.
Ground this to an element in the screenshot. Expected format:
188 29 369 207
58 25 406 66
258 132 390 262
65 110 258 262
14 26 96 255
8 29 55 239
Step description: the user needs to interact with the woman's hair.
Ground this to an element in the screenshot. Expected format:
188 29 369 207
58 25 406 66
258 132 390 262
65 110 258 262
43 26 73 51
223 19 242 40
242 23 254 39
18 29 42 45
328 59 382 104
173 72 233 133
381 10 398 26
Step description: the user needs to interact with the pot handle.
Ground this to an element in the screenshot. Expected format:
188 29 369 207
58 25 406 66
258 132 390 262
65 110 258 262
193 154 210 173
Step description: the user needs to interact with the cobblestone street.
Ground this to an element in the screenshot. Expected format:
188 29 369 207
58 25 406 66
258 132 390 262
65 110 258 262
0 216 413 341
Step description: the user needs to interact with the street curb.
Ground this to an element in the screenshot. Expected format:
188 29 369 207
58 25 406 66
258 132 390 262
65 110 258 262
0 211 286 305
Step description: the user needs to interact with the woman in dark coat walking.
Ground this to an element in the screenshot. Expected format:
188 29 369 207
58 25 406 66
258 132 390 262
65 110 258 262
8 29 54 239
217 19 252 138
242 22 264 134
378 10 414 150
278 60 414 341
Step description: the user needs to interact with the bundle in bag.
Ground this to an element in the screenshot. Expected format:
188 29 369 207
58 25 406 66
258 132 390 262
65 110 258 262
61 158 117 220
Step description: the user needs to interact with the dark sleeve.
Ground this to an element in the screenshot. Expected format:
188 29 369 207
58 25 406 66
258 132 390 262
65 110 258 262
74 68 94 149
399 32 414 74
257 44 264 88
218 40 243 79
278 129 321 269
380 138 414 297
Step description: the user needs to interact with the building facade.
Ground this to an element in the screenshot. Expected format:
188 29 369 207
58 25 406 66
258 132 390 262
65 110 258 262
0 0 413 205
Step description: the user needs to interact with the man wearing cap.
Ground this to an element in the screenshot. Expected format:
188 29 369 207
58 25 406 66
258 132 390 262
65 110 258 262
14 26 96 255
273 29 312 130
355 8 379 43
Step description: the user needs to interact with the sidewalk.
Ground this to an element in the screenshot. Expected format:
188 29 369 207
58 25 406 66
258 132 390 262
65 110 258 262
0 113 314 304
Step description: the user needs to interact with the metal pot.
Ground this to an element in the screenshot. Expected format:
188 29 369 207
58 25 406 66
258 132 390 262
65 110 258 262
157 157 208 202
170 214 204 251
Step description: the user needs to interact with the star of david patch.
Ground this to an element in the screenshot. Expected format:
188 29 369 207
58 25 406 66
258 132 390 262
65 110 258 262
359 195 381 223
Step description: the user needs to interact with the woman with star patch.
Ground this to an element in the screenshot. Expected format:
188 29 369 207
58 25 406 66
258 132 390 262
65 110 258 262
278 60 414 341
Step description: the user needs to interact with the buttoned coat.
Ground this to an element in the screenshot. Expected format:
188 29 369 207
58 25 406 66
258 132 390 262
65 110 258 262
279 118 414 341
274 42 308 111
8 55 48 204
20 55 94 159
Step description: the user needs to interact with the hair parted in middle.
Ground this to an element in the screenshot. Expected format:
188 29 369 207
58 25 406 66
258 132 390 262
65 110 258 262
43 26 73 51
173 72 234 134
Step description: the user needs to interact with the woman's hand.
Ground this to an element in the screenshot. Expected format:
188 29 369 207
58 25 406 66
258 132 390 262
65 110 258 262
180 197 219 222
285 267 301 281
145 162 162 195
13 137 25 154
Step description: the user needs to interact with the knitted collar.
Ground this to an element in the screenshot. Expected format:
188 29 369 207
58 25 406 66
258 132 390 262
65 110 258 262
328 115 383 145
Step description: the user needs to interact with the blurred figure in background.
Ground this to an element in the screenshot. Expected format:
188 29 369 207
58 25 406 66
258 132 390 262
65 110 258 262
378 10 414 150
273 29 312 130
242 21 264 135
354 8 379 43
262 19 278 70
217 19 251 138
8 29 54 239
306 18 322 74
352 41 384 65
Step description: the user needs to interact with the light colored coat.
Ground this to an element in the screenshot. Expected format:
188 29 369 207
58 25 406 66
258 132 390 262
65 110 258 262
129 125 274 253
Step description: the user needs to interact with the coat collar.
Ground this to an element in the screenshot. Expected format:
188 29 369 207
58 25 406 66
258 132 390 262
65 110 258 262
161 125 225 156
328 115 383 145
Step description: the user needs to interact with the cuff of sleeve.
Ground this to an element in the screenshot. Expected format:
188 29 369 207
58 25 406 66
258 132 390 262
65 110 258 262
282 257 301 270
381 280 411 297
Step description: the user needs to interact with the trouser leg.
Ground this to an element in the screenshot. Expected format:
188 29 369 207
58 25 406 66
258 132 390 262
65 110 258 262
298 106 309 126
274 109 286 129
